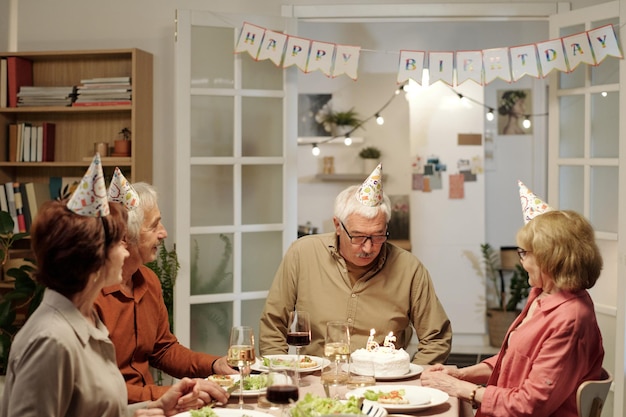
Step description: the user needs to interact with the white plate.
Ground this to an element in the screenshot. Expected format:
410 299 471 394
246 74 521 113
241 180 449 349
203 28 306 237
207 374 267 397
174 409 275 417
343 364 424 381
345 384 449 412
251 354 330 373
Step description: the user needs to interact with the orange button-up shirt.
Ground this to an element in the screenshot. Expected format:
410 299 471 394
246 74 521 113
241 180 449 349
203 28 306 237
95 265 220 403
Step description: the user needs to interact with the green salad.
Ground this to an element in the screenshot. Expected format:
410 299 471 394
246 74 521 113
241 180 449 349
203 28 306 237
242 374 268 390
291 393 363 417
190 406 218 417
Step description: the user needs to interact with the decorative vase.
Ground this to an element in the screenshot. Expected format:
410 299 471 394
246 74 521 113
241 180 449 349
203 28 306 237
112 140 131 157
362 158 379 174
331 124 353 137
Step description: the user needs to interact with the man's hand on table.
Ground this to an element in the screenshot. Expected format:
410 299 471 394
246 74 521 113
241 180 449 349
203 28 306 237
212 356 239 375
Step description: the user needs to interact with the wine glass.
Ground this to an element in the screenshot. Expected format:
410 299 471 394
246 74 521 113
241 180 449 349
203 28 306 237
226 326 255 410
321 321 350 398
287 310 311 386
266 361 299 417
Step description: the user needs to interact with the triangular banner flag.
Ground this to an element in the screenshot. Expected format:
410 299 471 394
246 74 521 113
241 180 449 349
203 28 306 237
306 41 335 75
282 36 311 71
483 48 512 84
257 30 287 66
510 44 541 81
332 44 360 80
397 50 425 85
455 50 483 85
428 52 454 85
588 24 623 63
563 31 596 70
537 38 569 76
235 22 265 60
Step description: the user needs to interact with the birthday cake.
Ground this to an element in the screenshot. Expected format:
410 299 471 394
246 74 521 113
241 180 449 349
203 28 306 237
351 346 410 377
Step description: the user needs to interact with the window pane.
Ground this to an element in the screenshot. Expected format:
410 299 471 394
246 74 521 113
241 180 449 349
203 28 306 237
590 92 618 158
190 302 232 354
590 166 618 233
191 26 234 88
241 53 283 90
242 299 266 345
559 165 584 213
191 96 234 157
191 233 234 295
242 231 283 291
191 165 233 226
242 165 283 224
559 95 584 158
558 24 585 89
242 97 284 157
591 18 619 86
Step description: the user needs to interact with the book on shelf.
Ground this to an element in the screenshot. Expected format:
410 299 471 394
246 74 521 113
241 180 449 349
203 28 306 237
18 183 31 232
49 176 81 201
79 76 131 84
8 123 17 162
0 185 7 213
72 100 131 107
0 58 6 108
41 122 56 162
24 181 50 222
13 182 26 233
35 125 43 162
6 57 33 108
21 123 32 163
4 182 18 233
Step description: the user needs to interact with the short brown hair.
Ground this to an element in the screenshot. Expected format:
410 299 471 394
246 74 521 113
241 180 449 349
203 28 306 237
31 200 128 297
516 210 602 291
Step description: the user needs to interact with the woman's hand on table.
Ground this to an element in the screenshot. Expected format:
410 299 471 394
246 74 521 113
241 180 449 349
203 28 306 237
194 378 232 406
421 365 473 398
138 377 203 416
212 356 239 375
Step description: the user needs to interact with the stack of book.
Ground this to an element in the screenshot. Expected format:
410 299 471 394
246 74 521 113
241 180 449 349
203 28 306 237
17 86 75 107
73 76 132 106
7 122 56 162
0 181 51 234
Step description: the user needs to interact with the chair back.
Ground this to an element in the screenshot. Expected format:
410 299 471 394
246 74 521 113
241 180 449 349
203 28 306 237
576 368 612 417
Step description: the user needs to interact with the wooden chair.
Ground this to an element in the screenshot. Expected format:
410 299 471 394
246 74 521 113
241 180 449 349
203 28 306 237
577 368 612 417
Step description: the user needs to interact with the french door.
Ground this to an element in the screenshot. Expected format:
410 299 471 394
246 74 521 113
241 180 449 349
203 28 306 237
174 10 297 355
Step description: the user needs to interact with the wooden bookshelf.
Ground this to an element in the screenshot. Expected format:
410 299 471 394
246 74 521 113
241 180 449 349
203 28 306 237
0 48 153 184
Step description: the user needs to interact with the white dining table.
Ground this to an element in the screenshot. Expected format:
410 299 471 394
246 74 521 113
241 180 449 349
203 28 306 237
224 369 473 417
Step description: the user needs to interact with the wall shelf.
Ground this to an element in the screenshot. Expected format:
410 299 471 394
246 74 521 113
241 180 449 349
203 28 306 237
314 173 386 182
298 137 364 145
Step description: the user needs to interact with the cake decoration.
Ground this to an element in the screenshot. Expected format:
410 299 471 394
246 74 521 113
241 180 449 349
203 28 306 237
366 328 379 351
351 329 410 377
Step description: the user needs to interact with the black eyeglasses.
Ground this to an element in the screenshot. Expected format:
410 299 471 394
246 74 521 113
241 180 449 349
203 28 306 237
517 248 531 260
340 221 389 245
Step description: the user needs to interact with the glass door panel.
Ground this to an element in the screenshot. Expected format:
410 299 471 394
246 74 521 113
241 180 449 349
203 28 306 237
590 92 618 158
190 233 234 295
242 54 283 90
558 95 584 158
190 302 232 353
242 231 283 292
558 165 584 213
191 165 234 227
242 164 283 224
242 97 284 157
191 95 234 157
590 166 618 233
191 26 235 88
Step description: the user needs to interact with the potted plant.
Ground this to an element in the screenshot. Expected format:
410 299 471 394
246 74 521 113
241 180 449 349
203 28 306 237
0 210 43 375
358 146 381 173
315 103 363 136
113 127 131 157
481 243 530 347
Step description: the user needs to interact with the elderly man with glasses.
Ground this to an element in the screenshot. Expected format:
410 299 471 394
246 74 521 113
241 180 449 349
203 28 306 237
259 165 452 365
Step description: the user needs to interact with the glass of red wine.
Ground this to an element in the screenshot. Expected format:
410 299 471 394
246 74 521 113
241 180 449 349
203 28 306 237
266 363 299 417
287 310 311 386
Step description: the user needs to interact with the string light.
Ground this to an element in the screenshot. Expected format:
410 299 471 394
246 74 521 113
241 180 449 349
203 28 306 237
344 135 352 146
311 143 320 156
486 108 495 122
523 116 531 129
375 113 384 125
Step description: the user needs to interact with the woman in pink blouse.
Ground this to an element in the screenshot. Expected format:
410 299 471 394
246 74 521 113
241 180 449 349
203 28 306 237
421 209 604 417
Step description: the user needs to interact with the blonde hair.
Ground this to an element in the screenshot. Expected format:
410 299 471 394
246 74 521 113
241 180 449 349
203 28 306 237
516 210 602 291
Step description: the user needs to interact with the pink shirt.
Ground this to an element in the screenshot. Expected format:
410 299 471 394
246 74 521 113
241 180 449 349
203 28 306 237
478 287 604 417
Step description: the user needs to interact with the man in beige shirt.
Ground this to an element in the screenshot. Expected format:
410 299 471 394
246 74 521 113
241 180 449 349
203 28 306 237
259 166 452 365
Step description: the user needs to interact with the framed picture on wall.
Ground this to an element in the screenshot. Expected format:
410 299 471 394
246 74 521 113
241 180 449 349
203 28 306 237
497 89 533 135
298 94 332 137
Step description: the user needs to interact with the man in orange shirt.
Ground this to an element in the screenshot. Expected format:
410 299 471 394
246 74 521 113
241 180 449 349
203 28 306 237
95 182 236 404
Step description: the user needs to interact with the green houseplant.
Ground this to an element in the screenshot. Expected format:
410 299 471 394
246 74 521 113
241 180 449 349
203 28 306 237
481 243 530 347
0 211 43 374
315 103 363 135
358 146 382 159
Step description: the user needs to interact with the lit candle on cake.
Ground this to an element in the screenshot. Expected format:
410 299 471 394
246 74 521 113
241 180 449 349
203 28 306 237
383 331 396 349
366 328 379 351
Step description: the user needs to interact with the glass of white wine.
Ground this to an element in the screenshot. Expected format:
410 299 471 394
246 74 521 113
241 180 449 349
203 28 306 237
227 326 255 409
321 321 350 399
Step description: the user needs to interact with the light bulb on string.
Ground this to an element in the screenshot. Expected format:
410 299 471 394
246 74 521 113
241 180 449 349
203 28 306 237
601 91 608 97
311 143 320 156
486 108 495 122
344 135 352 146
375 113 384 125
523 115 531 129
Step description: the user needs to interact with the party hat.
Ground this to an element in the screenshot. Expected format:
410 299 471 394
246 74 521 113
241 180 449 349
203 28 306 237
108 167 140 210
356 163 383 207
67 153 110 217
518 180 553 224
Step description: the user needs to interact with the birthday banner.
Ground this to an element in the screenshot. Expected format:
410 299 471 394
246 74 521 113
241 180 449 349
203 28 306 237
235 22 622 85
